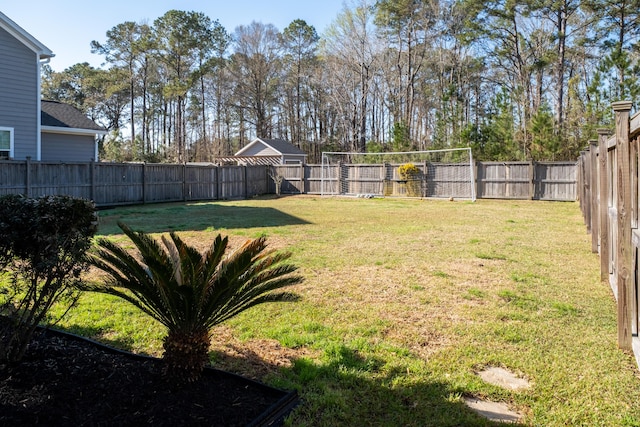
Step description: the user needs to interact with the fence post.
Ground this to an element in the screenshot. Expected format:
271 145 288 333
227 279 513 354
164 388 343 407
90 160 95 202
582 151 592 230
505 163 511 198
589 140 599 253
612 100 634 351
300 163 305 194
142 163 147 204
633 132 639 230
423 160 428 198
214 166 219 200
529 160 535 200
243 165 248 198
182 163 188 202
598 129 611 282
25 157 31 197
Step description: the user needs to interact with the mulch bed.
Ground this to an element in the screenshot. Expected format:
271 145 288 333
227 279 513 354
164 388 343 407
0 327 297 426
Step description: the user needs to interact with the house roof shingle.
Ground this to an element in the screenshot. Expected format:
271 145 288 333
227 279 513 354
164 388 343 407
259 138 306 155
41 100 105 132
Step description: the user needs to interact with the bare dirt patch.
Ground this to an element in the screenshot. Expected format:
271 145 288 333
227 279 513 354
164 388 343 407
209 325 319 379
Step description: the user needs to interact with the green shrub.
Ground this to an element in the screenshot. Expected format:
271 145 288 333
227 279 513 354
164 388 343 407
0 195 97 364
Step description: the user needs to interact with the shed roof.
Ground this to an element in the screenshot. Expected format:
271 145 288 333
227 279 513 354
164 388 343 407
235 138 307 157
0 12 54 60
41 100 106 133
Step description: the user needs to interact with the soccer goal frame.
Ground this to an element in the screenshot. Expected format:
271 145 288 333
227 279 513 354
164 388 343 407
320 148 476 201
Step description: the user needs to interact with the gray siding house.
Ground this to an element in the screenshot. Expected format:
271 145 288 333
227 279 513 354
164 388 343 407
41 100 105 161
234 138 307 165
0 12 105 161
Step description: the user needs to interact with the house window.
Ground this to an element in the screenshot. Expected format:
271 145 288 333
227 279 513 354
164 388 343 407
0 127 13 160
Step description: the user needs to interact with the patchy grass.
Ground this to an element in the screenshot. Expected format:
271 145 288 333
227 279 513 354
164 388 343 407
51 196 640 426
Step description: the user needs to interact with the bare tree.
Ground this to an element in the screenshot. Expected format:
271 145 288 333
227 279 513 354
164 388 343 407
323 0 379 152
91 21 153 153
375 0 437 135
281 19 320 148
153 10 214 162
229 22 282 141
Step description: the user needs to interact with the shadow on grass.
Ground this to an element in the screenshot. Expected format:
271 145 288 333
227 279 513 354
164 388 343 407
49 322 525 425
209 343 525 427
97 200 310 235
47 324 143 355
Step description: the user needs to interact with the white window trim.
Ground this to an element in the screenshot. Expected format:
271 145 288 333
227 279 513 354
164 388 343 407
0 127 14 159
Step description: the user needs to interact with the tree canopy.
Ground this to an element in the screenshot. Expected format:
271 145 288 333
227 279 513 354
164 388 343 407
42 1 640 163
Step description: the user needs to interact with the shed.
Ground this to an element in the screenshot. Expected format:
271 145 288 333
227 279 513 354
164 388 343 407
232 138 307 165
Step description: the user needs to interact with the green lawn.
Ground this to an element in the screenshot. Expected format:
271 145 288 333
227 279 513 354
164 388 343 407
56 196 640 426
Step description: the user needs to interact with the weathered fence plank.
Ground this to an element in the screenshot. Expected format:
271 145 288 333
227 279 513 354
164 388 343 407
535 162 578 201
612 100 634 350
94 163 144 206
475 161 576 200
598 129 611 282
590 140 599 254
275 165 305 194
477 162 530 199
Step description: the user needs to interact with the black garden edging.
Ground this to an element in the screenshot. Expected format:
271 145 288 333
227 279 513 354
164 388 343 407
0 324 299 426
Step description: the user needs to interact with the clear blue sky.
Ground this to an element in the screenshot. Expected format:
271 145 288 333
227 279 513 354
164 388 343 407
3 0 347 71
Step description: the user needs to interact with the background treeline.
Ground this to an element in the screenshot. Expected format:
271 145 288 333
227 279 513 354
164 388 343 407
40 0 640 163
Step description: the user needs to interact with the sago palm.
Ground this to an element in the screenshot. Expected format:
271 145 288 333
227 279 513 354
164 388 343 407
86 222 302 382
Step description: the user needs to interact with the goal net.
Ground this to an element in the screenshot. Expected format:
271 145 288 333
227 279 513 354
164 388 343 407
320 148 475 201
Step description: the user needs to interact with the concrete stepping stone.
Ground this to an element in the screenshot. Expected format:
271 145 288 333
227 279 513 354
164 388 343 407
478 366 530 391
464 397 523 423
463 366 530 423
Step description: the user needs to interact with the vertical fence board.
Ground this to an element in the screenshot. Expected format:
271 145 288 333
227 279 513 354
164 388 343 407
612 101 634 350
304 165 324 194
476 162 577 200
185 165 217 201
598 129 611 282
218 166 245 199
246 165 268 197
276 165 304 194
94 163 144 206
590 141 599 253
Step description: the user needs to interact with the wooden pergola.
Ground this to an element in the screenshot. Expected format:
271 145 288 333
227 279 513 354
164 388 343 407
212 156 282 166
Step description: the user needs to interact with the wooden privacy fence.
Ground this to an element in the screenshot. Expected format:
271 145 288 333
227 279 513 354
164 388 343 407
0 159 270 206
476 161 577 200
271 162 474 198
272 162 577 201
0 160 577 205
578 101 640 367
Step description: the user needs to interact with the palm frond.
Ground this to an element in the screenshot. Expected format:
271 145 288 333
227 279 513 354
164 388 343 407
87 222 302 381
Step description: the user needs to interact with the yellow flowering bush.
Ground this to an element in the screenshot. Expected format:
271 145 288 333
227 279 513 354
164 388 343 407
397 163 422 197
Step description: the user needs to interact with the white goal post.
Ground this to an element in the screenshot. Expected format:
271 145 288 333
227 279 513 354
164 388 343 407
320 148 476 201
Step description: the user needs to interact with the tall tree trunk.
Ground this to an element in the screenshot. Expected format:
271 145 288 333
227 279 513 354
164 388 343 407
200 70 207 161
130 71 136 150
555 6 567 134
